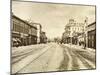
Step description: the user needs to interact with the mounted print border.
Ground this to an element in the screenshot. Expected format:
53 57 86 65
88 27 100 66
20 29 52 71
11 0 96 75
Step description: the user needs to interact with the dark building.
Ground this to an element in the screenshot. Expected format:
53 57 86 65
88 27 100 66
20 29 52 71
12 14 37 47
40 31 47 43
62 31 70 44
87 22 96 49
28 22 37 45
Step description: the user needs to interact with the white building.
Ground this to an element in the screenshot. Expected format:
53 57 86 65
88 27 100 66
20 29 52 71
65 19 84 37
36 23 42 44
64 19 86 44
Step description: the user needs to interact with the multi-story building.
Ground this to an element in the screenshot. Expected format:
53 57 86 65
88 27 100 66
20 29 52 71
12 14 37 47
63 19 85 44
28 22 37 45
28 22 42 44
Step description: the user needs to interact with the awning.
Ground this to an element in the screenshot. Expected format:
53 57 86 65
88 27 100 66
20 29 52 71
16 38 21 43
12 33 20 38
12 38 17 42
12 38 21 43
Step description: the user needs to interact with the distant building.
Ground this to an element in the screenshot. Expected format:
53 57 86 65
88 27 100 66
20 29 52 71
62 31 70 44
12 14 37 47
63 19 85 44
40 31 47 43
65 19 84 36
35 23 42 44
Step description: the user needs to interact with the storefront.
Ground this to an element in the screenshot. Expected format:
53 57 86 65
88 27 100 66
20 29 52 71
88 30 96 49
87 22 96 49
12 32 21 47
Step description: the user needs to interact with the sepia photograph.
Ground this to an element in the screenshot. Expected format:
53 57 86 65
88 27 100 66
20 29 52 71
11 0 96 74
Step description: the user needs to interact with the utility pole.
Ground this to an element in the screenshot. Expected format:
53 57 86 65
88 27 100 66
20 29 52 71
83 17 88 49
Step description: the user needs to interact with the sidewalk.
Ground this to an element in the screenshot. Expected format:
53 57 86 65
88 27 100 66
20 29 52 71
64 44 95 53
11 44 47 56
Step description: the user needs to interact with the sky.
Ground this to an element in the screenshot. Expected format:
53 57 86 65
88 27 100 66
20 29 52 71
12 1 95 39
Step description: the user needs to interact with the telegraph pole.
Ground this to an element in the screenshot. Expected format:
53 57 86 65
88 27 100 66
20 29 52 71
84 17 88 49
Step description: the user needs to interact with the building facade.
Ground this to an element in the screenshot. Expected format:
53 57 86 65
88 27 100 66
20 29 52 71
28 22 37 45
62 19 85 44
12 15 37 47
40 31 47 43
35 23 42 44
87 22 96 49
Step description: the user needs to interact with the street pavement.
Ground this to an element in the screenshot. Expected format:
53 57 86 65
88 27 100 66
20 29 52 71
11 43 96 74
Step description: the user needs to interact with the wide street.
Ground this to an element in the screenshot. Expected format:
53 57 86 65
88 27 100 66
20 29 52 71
12 43 96 74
